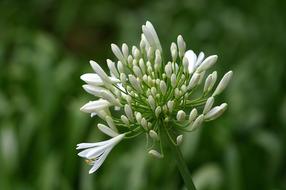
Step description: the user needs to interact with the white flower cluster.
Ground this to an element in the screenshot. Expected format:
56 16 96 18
77 21 233 174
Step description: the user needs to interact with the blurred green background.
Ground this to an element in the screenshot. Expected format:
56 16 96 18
0 0 286 189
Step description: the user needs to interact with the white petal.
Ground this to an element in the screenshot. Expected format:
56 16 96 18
88 148 111 174
82 85 106 97
195 52 205 66
76 142 107 149
185 50 197 74
90 60 112 83
81 73 120 86
80 99 110 113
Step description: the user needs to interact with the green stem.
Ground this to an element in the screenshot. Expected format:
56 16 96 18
164 129 197 190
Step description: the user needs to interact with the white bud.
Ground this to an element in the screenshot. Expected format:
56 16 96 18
147 47 154 60
121 115 129 125
196 55 218 73
148 149 163 159
208 71 217 92
170 42 178 62
89 60 112 84
171 73 177 87
190 114 204 131
204 103 228 121
124 104 134 121
196 52 205 66
174 88 180 98
133 65 142 78
142 74 147 82
151 87 157 96
189 108 198 122
100 91 121 106
203 97 214 114
111 44 125 64
97 123 118 137
143 21 162 52
117 61 125 74
165 62 172 78
176 110 186 121
167 100 174 113
155 49 162 65
203 74 213 93
128 75 142 92
176 135 183 145
147 95 156 110
155 106 162 118
139 59 146 73
149 130 159 141
181 84 187 93
141 118 148 130
177 35 186 58
120 73 126 84
198 71 206 85
159 80 167 95
212 71 233 96
121 43 129 59
127 55 133 66
188 73 200 89
135 112 142 123
106 59 119 78
105 116 118 132
182 56 189 73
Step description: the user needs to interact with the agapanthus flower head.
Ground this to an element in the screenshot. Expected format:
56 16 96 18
77 21 233 173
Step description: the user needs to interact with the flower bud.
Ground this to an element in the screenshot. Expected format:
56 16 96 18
135 112 142 123
188 73 200 89
170 42 178 62
148 149 163 159
133 65 142 77
190 114 204 131
128 75 142 92
212 71 233 96
149 130 159 141
203 97 214 114
121 115 129 125
122 43 129 59
139 58 146 73
196 55 218 73
164 62 172 78
117 61 125 73
147 95 156 110
105 116 118 132
124 104 134 121
176 135 183 145
160 80 167 95
171 73 177 87
107 59 119 78
97 123 118 137
204 103 228 121
177 110 186 121
155 106 162 118
111 43 125 64
177 35 186 58
141 118 148 130
189 108 198 122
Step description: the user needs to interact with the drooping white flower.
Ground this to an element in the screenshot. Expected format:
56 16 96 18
77 134 125 174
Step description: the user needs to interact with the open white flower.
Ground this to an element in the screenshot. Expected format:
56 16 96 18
77 21 233 173
77 134 125 174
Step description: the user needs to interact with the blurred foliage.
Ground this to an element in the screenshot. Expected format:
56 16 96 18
0 0 286 189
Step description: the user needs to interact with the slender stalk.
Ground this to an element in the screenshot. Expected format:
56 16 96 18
164 128 197 190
